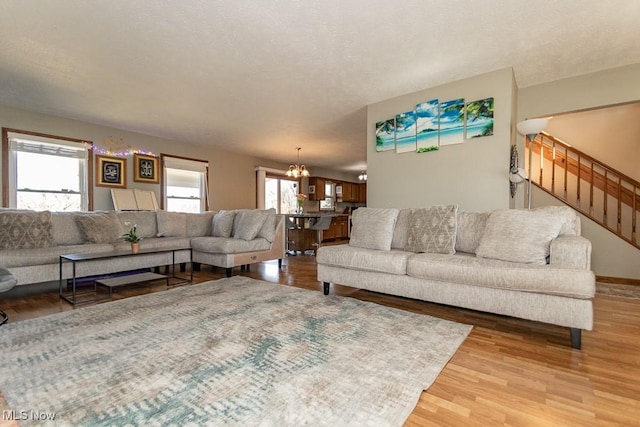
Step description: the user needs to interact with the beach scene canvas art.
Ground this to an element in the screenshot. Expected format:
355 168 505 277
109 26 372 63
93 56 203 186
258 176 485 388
375 118 396 152
416 99 439 153
465 97 494 139
438 98 465 146
395 111 417 153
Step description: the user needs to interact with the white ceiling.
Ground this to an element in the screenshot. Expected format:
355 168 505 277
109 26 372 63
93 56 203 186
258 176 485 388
1 1 639 173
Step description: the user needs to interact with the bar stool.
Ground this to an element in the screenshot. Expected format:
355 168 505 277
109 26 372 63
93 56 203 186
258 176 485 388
308 216 333 255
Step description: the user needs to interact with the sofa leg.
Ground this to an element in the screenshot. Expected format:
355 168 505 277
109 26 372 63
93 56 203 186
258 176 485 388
225 268 232 278
278 259 283 269
192 262 201 272
323 282 330 295
240 265 246 272
180 262 186 273
570 328 581 349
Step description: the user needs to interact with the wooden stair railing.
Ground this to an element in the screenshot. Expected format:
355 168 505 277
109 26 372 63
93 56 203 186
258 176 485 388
525 131 639 250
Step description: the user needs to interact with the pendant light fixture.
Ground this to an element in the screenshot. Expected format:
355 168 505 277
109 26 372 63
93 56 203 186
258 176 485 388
285 147 310 178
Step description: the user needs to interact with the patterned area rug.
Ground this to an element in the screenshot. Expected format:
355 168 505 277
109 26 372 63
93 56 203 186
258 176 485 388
0 277 471 426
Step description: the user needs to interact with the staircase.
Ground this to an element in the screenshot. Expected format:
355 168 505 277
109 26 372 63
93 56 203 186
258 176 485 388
525 131 639 250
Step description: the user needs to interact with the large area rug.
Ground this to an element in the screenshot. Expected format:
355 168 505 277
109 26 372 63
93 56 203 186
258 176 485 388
0 277 471 426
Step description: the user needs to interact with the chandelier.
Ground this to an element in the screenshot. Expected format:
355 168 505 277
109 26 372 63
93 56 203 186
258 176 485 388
359 171 367 181
285 147 310 178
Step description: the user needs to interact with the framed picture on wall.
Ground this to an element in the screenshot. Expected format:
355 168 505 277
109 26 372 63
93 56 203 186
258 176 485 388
134 153 159 183
96 155 126 188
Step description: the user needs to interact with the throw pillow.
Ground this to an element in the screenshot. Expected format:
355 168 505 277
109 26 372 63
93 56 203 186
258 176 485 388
0 210 54 249
256 208 277 242
455 211 489 254
475 209 563 264
405 205 458 254
234 210 270 241
534 206 579 236
156 210 187 237
75 212 123 244
212 210 236 237
349 208 399 251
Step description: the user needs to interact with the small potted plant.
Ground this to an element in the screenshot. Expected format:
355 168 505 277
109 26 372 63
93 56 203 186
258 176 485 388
122 223 142 253
296 193 307 214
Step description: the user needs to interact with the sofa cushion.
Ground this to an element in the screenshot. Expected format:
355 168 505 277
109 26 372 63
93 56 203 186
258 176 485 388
157 210 187 237
455 211 489 254
116 211 158 238
51 212 85 245
212 210 236 237
256 209 277 242
476 209 563 265
349 208 399 251
113 237 192 252
406 252 595 299
233 210 270 241
317 244 411 276
0 244 116 268
0 210 54 249
405 205 457 254
534 205 579 236
186 211 217 237
75 212 124 243
391 209 414 250
190 236 271 254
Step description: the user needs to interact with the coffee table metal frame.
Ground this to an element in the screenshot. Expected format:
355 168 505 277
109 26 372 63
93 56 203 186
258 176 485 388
59 247 193 305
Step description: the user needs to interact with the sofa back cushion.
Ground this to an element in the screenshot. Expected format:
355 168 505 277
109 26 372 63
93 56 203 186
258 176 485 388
391 209 414 250
116 211 158 238
233 210 271 241
186 211 217 237
476 209 563 264
156 210 187 237
51 212 85 245
0 210 54 249
405 205 458 254
349 208 399 251
534 205 579 235
256 208 277 242
212 210 236 237
455 211 489 254
75 212 124 243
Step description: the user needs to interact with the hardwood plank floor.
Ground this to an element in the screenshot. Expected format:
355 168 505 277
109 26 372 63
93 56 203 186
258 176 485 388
1 255 639 426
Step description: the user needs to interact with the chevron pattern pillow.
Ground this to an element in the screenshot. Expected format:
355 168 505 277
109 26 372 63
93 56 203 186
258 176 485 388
405 205 458 254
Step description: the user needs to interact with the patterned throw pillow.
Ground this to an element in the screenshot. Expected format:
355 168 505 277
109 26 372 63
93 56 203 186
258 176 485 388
349 208 399 251
0 210 54 249
75 212 124 244
405 205 458 254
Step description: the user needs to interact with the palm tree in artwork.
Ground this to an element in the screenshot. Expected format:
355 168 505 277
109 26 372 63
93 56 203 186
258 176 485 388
376 119 395 147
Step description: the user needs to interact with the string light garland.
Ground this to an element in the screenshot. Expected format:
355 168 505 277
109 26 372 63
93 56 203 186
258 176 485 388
83 137 156 157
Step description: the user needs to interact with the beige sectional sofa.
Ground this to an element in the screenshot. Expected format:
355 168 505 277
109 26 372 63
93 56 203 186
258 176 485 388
0 208 285 287
317 206 595 349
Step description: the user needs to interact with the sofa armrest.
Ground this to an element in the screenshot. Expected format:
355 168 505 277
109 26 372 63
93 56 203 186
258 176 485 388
549 236 592 269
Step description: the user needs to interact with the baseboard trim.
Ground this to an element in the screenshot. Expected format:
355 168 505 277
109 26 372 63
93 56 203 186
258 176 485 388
596 276 640 286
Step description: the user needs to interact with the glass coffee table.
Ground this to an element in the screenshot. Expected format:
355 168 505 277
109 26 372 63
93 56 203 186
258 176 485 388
59 247 192 305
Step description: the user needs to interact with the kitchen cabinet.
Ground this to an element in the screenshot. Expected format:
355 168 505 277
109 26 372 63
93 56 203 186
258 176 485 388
308 177 326 200
322 215 349 241
358 183 367 203
341 182 354 202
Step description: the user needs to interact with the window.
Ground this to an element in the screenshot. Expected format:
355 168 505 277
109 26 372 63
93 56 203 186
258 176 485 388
320 182 335 210
265 175 298 214
161 155 209 213
3 129 91 211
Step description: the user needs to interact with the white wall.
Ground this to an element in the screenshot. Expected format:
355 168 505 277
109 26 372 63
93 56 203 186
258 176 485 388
0 104 288 211
366 67 516 212
519 63 640 280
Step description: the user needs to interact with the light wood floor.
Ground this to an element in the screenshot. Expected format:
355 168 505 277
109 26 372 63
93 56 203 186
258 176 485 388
1 256 639 426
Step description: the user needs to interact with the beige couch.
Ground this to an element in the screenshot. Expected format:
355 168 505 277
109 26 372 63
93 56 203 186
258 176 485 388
317 206 595 349
0 208 285 287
